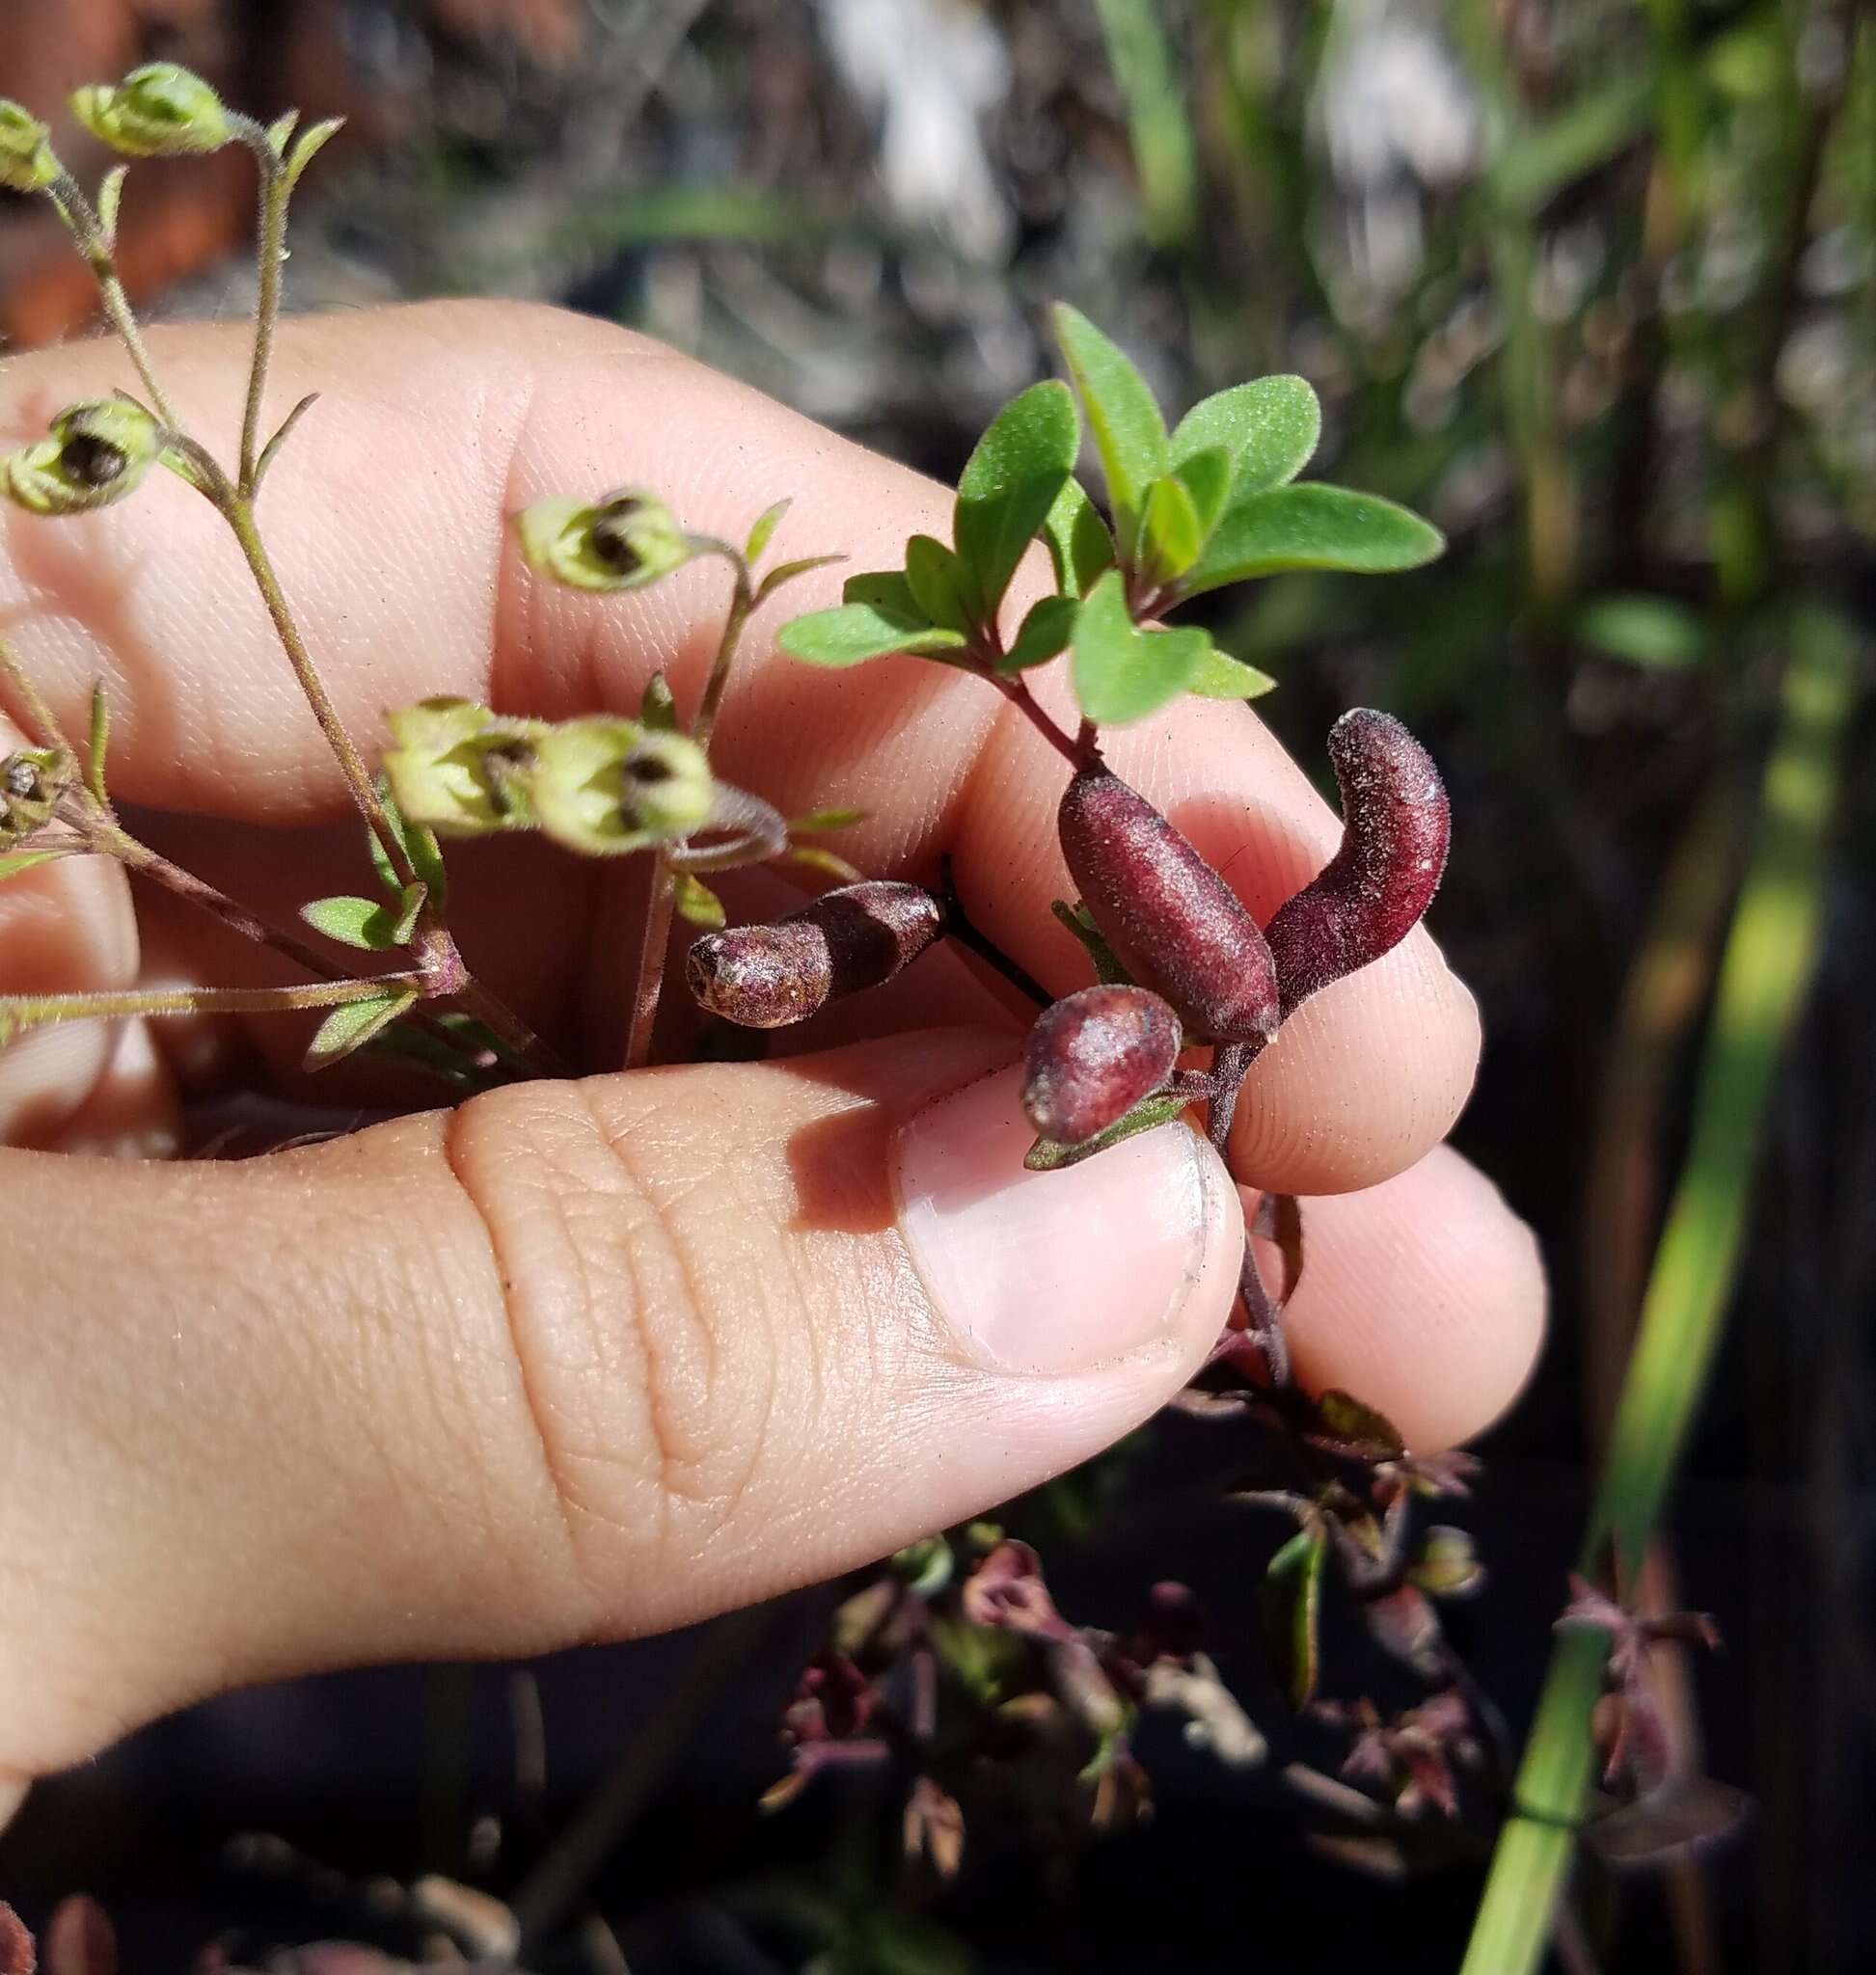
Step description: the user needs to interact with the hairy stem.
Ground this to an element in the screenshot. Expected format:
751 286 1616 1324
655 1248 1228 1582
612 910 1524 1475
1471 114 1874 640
0 632 75 756
44 173 178 428
994 673 1093 770
625 541 757 1071
1 976 395 1037
239 144 289 496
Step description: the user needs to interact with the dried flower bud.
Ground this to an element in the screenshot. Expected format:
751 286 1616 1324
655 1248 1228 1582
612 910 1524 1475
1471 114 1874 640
0 101 58 192
1057 766 1280 1043
512 489 693 593
530 718 713 855
70 64 231 156
1021 984 1181 1146
382 698 546 836
1 748 68 844
1264 709 1450 1018
686 880 941 1028
4 400 164 516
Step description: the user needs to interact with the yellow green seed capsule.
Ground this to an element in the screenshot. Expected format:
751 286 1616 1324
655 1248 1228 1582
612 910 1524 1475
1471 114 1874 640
1 748 69 844
382 698 547 837
70 64 231 157
3 400 164 516
0 101 58 193
529 718 713 855
511 489 694 593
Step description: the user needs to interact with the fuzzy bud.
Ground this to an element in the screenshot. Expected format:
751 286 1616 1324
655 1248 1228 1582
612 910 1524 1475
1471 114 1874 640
1264 709 1450 1018
0 101 58 192
382 698 547 837
686 880 942 1028
1 748 69 844
70 64 231 156
530 717 713 855
4 399 165 517
1056 766 1280 1043
1021 984 1181 1146
512 489 693 593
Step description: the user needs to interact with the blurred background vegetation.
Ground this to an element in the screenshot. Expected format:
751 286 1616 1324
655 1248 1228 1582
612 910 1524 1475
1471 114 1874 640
2 1 1872 1970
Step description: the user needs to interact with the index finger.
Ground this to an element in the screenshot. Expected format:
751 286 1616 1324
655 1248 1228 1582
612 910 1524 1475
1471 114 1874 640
0 300 1476 1190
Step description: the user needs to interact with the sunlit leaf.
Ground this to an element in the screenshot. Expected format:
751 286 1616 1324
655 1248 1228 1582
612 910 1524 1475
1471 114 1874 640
1070 568 1209 724
305 987 419 1071
1051 303 1168 530
953 378 1079 620
1183 484 1444 598
1262 1524 1327 1709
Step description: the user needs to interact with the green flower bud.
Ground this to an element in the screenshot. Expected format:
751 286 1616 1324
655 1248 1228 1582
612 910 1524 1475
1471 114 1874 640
512 489 693 593
530 718 713 856
382 697 547 837
3 399 165 516
1 748 69 845
70 63 231 158
0 101 58 192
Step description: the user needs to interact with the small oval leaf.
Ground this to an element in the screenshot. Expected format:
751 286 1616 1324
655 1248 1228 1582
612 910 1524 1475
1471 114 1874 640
305 986 419 1071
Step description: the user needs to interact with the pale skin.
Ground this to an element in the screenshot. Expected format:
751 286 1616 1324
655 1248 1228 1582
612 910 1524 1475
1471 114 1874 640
0 303 1544 1826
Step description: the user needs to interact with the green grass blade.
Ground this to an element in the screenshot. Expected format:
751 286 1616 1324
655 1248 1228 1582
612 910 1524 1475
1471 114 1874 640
1460 605 1862 1974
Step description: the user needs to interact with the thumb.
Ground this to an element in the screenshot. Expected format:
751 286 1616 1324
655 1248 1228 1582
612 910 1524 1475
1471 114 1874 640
0 1031 1240 1784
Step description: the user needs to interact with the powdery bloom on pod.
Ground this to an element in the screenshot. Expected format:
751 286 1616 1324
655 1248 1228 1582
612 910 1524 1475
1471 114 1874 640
686 880 942 1028
1056 765 1280 1043
1264 708 1450 1018
1021 984 1182 1146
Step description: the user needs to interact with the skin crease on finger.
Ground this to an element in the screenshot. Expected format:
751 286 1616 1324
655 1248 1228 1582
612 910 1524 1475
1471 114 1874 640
0 301 1478 1191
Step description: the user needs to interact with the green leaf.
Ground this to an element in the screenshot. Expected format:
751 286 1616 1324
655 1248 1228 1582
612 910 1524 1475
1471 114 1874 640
1138 473 1204 581
305 986 419 1071
0 850 65 882
673 872 726 928
1182 483 1444 598
1170 375 1321 495
284 116 345 193
1170 444 1232 540
639 672 678 731
1040 477 1115 598
388 881 427 945
753 553 844 609
1304 1389 1406 1462
86 681 111 804
96 165 127 251
904 533 973 633
997 593 1078 673
1024 1088 1188 1171
368 781 449 909
1051 898 1133 986
1576 592 1709 671
1261 1524 1327 1710
744 497 790 563
777 603 968 668
1070 568 1209 725
301 893 398 950
1050 303 1168 532
1186 646 1277 701
790 805 868 831
953 378 1080 621
788 844 863 883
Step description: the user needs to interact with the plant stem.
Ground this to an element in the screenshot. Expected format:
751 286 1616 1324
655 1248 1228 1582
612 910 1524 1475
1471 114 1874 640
1 976 394 1037
936 854 1051 1008
239 146 288 496
44 173 178 428
993 674 1090 769
218 489 413 882
624 542 756 1071
1459 606 1861 1975
0 632 74 755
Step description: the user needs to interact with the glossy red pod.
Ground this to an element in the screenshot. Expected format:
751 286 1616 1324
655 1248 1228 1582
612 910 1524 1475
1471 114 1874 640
1056 766 1281 1043
1021 984 1183 1146
1264 708 1450 1018
687 880 942 1028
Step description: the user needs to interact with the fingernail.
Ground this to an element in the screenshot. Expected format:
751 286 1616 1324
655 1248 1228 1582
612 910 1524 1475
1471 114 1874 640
891 1066 1231 1376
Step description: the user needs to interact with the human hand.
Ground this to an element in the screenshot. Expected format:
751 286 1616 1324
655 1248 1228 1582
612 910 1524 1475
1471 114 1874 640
0 302 1543 1821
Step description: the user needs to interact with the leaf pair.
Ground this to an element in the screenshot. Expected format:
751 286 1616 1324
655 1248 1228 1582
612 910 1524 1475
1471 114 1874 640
778 378 1081 669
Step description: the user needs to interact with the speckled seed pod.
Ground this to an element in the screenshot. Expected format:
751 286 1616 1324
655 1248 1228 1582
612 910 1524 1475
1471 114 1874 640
1264 709 1450 1019
1021 984 1183 1146
686 880 942 1028
1057 766 1281 1043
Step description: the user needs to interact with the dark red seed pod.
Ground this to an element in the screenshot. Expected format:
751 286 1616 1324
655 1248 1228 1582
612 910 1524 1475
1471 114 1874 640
1022 984 1183 1145
1264 709 1450 1019
686 879 942 1028
1057 766 1280 1043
